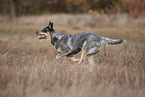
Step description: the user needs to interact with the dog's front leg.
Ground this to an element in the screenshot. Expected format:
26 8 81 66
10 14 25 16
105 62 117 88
70 57 80 62
56 51 71 59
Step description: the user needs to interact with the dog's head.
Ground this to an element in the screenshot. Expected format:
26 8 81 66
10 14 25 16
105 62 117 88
36 21 53 39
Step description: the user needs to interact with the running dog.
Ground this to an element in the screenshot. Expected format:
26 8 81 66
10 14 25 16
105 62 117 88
36 21 126 64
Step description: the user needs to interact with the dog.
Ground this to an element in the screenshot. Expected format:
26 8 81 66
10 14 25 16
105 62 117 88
36 21 126 65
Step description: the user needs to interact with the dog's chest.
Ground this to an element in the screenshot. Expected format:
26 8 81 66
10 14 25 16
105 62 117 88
67 38 73 50
54 43 61 53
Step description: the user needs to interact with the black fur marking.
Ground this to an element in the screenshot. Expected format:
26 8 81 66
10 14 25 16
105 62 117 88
51 37 58 46
66 48 81 57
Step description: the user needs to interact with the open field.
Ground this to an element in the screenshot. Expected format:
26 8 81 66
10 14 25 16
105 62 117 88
0 14 145 97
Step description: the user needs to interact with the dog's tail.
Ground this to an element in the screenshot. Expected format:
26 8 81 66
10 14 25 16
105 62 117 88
101 37 126 45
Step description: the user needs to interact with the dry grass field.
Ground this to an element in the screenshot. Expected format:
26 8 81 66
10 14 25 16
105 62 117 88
0 14 145 97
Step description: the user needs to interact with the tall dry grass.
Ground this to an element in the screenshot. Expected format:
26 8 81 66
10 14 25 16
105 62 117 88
0 14 145 97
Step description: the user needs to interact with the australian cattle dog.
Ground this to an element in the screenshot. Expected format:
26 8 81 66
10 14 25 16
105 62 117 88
36 21 126 65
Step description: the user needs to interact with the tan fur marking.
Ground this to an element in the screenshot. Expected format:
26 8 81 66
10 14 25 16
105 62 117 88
56 51 71 59
78 41 87 64
79 50 86 64
57 48 62 52
46 33 51 42
70 57 80 62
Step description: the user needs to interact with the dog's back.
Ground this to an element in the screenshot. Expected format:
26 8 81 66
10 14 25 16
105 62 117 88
36 21 126 65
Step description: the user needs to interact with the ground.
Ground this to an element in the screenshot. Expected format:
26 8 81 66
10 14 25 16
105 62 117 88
0 14 145 97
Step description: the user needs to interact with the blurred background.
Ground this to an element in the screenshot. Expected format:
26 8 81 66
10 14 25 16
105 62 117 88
0 0 145 25
0 0 145 41
0 1 145 97
0 0 145 17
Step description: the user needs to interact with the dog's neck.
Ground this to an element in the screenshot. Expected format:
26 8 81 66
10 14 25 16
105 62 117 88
50 30 62 45
51 30 62 39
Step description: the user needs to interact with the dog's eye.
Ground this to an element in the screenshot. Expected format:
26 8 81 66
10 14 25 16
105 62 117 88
42 29 47 33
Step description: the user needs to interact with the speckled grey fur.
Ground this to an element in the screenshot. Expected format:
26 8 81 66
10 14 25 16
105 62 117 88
36 22 126 58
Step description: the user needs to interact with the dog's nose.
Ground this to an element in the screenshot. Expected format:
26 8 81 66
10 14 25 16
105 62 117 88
36 31 39 35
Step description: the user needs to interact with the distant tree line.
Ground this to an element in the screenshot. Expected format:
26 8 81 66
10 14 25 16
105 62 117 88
0 0 144 18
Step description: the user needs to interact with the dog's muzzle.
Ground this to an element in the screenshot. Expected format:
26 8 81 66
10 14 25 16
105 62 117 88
36 31 39 35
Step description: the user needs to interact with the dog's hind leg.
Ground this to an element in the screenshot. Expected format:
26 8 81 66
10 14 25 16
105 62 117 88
87 55 95 65
86 49 99 65
78 50 87 64
78 41 87 64
87 55 96 72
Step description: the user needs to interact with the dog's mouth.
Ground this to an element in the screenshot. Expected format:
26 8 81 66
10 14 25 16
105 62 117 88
38 34 46 39
36 31 46 39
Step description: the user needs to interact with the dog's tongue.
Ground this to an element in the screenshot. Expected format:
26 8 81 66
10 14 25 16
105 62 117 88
38 36 41 38
38 35 45 38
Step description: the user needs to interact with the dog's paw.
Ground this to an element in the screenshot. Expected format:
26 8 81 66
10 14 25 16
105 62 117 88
74 59 80 62
78 60 83 64
71 57 80 62
56 55 60 59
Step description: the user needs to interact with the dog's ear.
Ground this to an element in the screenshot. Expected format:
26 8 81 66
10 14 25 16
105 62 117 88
48 21 53 30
